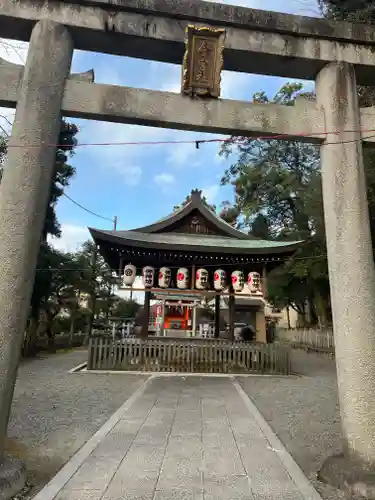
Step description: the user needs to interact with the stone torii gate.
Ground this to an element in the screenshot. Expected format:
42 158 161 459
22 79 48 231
1 0 375 495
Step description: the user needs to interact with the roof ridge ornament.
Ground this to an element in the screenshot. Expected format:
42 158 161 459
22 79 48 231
191 189 203 201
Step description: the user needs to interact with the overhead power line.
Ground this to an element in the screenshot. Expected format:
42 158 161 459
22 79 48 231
0 117 115 224
62 192 115 224
1 115 374 227
0 122 374 149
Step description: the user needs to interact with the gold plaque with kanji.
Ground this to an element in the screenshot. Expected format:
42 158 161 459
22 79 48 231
181 25 226 98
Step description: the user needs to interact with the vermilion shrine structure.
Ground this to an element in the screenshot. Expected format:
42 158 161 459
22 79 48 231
1 0 375 495
89 189 301 340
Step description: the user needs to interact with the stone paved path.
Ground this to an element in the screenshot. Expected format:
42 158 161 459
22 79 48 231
39 376 321 500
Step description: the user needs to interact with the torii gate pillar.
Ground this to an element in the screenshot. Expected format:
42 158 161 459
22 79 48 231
0 19 73 495
317 62 375 491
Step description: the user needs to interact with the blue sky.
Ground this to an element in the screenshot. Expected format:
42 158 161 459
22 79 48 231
0 0 320 254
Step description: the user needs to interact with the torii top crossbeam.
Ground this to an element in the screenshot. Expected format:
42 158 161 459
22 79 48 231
1 0 375 84
72 0 375 43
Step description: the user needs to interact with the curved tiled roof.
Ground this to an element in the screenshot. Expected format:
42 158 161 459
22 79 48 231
90 190 303 255
89 228 302 255
130 189 252 240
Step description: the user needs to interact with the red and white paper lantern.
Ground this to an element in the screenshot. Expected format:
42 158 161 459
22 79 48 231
177 268 189 289
248 272 261 293
196 268 209 290
142 266 155 288
214 269 226 291
123 263 137 286
231 270 244 292
158 267 171 288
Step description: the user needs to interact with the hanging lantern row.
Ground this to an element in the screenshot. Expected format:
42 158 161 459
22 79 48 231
123 263 262 293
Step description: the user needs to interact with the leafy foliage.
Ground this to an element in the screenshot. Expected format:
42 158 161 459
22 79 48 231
28 121 78 310
318 0 375 22
25 238 139 353
218 201 241 227
220 83 330 326
43 120 78 240
74 240 120 320
24 120 79 354
111 298 141 318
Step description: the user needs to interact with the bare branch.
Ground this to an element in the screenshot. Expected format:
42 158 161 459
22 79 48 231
0 38 28 132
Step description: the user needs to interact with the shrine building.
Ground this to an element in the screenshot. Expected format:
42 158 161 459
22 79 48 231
89 189 302 342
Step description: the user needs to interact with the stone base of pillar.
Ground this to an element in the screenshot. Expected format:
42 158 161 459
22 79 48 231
319 453 375 499
0 455 26 500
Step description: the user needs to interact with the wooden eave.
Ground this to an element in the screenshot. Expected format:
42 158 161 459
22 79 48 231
89 228 303 255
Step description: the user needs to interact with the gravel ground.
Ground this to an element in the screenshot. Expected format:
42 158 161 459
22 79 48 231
237 349 345 500
5 348 147 498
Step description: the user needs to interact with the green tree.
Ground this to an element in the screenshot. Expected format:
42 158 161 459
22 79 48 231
220 83 330 326
42 120 78 240
74 240 121 332
112 298 141 319
250 214 271 239
39 250 81 352
218 201 240 227
24 119 79 355
318 0 375 21
23 246 81 354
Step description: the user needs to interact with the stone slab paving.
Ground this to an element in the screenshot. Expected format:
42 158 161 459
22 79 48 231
38 376 321 500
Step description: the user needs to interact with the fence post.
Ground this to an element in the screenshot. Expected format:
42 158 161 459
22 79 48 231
87 337 93 370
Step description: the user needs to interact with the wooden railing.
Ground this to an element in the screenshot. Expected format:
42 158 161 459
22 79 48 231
87 337 291 375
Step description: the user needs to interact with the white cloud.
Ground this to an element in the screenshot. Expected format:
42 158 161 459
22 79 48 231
80 120 165 178
81 118 212 180
112 162 142 185
202 184 220 204
167 141 202 168
154 172 175 185
48 224 90 253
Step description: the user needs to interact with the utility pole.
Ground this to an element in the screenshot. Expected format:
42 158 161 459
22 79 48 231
113 216 117 230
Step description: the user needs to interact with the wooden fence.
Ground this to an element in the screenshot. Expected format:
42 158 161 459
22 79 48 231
87 337 291 375
276 328 334 349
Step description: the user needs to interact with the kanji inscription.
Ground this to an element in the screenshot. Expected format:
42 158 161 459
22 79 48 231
181 25 226 98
